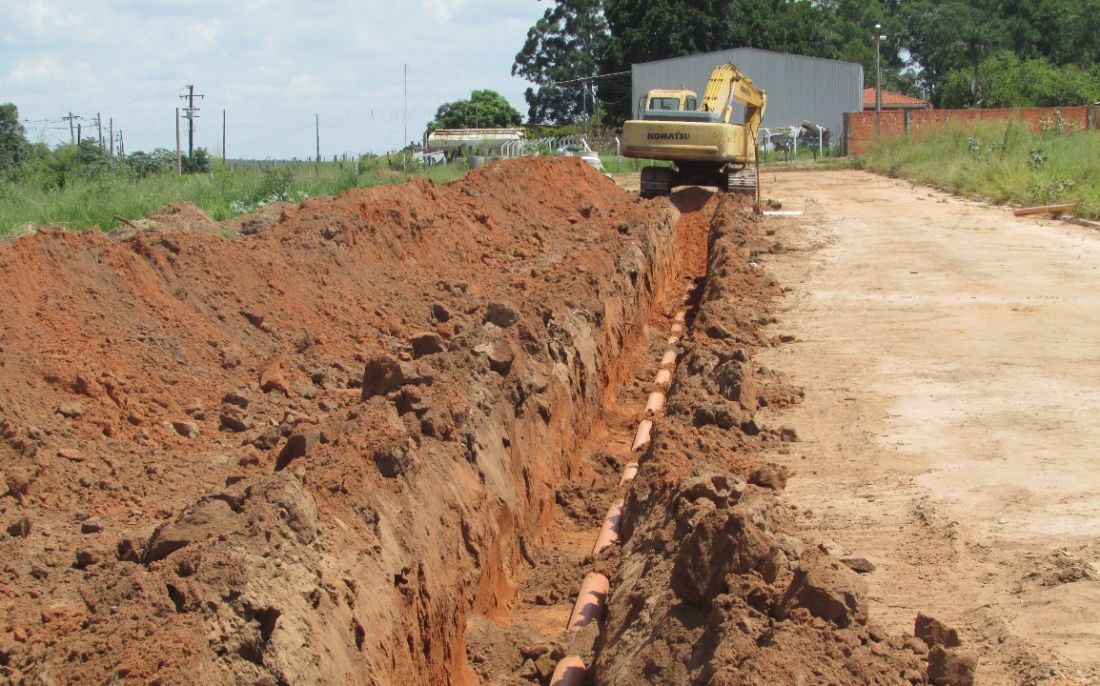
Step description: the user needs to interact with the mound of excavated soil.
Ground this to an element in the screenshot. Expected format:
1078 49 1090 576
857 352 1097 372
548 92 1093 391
594 198 971 685
0 157 681 684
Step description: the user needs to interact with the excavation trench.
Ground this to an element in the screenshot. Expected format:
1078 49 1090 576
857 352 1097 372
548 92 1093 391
463 188 717 684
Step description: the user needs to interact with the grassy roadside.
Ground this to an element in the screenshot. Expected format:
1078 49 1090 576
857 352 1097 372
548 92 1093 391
0 160 467 236
859 122 1100 220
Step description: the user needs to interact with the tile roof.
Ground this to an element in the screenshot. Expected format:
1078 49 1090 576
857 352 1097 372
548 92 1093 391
862 87 930 108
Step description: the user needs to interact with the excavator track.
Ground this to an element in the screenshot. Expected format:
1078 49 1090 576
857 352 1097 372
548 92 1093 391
726 168 758 194
640 167 673 198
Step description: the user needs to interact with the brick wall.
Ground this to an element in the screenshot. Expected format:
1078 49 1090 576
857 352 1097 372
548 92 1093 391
844 106 1098 155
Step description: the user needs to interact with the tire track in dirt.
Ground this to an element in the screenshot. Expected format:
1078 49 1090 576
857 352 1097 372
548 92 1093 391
756 170 1100 686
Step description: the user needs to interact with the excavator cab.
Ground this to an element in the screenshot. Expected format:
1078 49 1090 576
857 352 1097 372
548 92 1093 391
640 90 698 118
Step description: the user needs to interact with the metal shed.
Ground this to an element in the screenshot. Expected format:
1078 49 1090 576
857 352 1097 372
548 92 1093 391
631 48 863 151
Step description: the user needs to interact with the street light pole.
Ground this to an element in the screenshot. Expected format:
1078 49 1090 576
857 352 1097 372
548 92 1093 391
875 23 886 139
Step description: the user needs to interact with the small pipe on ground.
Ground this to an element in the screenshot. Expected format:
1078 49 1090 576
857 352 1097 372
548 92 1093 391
1013 203 1072 217
620 462 639 485
591 499 624 556
667 335 679 345
660 349 677 368
550 656 586 686
654 369 672 386
631 419 653 451
674 311 686 324
645 391 666 415
567 573 610 629
670 323 684 335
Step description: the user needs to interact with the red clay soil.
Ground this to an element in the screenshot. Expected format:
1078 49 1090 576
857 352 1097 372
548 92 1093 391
0 157 681 684
594 197 975 685
0 157 970 686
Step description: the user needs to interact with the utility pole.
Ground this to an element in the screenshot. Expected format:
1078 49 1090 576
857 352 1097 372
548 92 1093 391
403 64 408 172
315 113 320 164
77 123 82 144
118 130 125 156
108 117 114 157
175 107 182 176
874 23 886 139
179 84 205 157
222 109 226 163
95 112 103 151
63 112 80 144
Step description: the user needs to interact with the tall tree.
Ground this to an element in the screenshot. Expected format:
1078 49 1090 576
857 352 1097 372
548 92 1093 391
427 90 523 132
0 103 30 173
817 0 916 93
940 51 1100 108
898 0 1011 105
997 0 1100 67
512 0 607 125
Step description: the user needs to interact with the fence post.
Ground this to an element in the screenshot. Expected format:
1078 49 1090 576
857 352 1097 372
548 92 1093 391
842 112 851 157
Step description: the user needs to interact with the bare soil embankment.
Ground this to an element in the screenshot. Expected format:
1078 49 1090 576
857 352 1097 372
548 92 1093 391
0 158 681 684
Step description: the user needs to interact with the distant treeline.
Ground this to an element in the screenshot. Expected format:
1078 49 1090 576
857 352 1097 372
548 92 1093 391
513 0 1100 125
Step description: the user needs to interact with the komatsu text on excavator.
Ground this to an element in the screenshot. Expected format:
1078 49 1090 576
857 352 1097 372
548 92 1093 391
622 63 766 198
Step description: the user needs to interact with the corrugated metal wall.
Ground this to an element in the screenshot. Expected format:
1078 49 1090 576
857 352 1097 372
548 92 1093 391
631 48 863 148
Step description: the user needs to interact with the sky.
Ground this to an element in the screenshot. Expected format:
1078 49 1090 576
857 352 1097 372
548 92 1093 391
0 0 549 159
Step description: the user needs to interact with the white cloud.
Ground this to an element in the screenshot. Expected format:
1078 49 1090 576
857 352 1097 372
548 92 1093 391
185 18 223 51
0 1 548 157
17 0 85 34
7 55 66 84
285 74 325 98
420 0 467 23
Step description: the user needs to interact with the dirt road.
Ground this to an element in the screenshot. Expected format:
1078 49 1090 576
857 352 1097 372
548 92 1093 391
757 170 1100 685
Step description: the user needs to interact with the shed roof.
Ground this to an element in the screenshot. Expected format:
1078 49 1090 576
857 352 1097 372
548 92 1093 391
863 88 930 109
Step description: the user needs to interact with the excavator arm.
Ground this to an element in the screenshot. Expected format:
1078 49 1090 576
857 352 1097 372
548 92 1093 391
699 63 767 141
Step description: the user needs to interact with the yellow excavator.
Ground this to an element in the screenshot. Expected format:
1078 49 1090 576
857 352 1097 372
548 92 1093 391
622 63 766 198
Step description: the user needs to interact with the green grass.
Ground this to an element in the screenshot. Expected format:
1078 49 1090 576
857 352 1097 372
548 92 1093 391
860 122 1100 220
597 153 672 173
0 159 467 236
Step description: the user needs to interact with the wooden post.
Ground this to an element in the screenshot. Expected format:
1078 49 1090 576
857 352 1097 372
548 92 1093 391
1013 204 1072 217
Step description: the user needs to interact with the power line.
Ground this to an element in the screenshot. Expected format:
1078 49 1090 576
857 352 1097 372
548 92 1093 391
545 70 631 87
